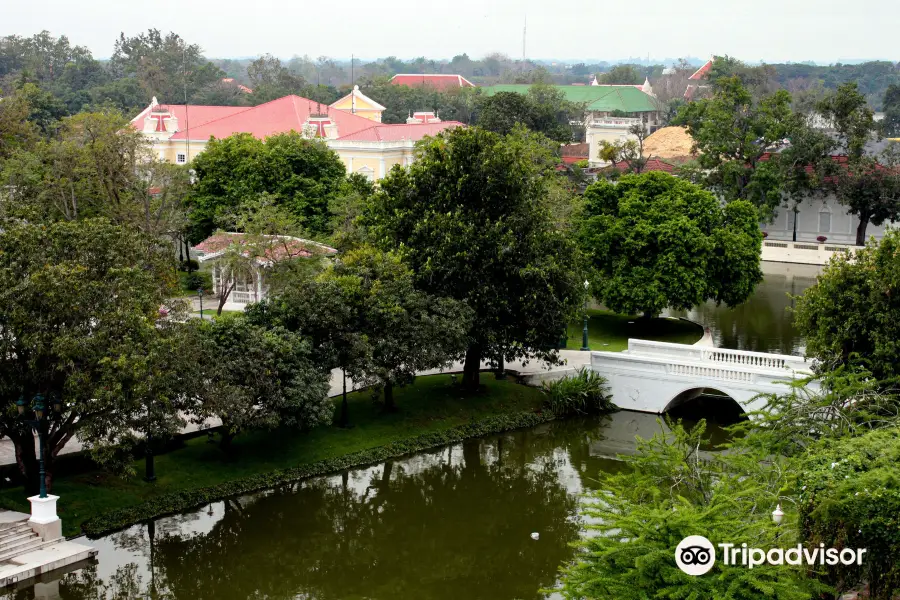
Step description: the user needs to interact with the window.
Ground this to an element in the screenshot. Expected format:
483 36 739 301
176 153 186 164
819 210 831 233
787 210 796 231
357 165 375 182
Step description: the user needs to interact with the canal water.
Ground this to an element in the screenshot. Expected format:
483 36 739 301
3 263 821 599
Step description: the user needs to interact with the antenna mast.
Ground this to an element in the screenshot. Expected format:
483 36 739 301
523 14 526 62
183 45 190 164
351 53 355 114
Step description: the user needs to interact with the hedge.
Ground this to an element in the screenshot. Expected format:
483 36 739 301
81 410 556 537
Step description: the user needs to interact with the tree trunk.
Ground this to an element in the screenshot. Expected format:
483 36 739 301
383 381 396 412
642 311 655 320
217 280 236 316
218 429 237 457
855 214 870 246
462 344 481 391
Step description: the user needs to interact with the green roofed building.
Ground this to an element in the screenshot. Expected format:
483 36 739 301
481 82 662 167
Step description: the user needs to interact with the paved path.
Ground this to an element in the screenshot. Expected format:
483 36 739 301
0 351 593 467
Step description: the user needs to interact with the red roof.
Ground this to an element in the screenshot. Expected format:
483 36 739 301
390 74 476 90
131 96 375 142
335 121 463 142
607 158 676 173
131 103 247 131
195 233 337 264
689 59 714 81
758 152 897 184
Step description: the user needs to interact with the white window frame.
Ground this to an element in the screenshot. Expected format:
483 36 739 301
176 153 187 164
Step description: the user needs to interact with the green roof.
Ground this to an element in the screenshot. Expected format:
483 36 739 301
480 85 659 114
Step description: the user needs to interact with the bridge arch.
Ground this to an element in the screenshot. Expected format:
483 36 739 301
662 386 747 421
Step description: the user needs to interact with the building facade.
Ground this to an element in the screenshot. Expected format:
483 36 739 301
130 95 462 180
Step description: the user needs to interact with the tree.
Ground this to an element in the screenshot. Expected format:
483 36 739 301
475 86 578 143
882 83 900 137
793 230 900 381
245 54 308 104
0 85 39 160
579 171 763 318
367 126 584 391
818 83 900 245
596 65 643 85
674 76 796 219
2 109 191 237
597 123 650 173
0 219 179 493
186 132 350 241
559 421 824 600
109 29 222 104
321 247 472 410
192 315 331 450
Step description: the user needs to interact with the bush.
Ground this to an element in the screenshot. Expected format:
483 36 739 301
542 369 613 417
180 258 199 272
180 270 212 294
797 427 900 599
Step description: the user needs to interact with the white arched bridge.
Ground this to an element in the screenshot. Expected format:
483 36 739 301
590 339 818 414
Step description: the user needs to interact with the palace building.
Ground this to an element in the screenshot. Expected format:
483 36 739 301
130 94 462 180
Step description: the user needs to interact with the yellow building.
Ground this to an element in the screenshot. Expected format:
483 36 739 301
130 95 461 180
329 85 386 122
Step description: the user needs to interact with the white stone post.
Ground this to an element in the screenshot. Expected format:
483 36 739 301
28 495 62 541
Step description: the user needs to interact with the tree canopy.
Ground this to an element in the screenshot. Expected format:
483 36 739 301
579 171 763 317
186 132 351 241
366 126 584 390
793 230 900 381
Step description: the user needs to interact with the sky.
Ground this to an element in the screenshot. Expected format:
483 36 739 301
4 0 897 64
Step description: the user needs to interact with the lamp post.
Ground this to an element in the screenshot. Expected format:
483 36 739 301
772 503 784 542
197 287 204 320
581 280 590 351
17 393 61 498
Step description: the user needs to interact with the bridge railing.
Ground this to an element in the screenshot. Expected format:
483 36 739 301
626 339 809 371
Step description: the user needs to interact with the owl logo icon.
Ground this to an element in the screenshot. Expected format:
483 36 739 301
675 536 716 575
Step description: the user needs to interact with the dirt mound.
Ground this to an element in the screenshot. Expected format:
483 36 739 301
644 126 696 159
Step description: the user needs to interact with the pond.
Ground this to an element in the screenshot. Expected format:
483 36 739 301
3 263 819 599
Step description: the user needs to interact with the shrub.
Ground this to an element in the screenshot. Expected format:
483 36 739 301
541 369 613 417
181 258 199 271
574 159 590 169
180 270 212 293
797 427 900 599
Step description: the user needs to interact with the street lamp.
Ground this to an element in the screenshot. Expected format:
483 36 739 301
581 280 590 351
197 288 204 320
18 393 60 499
772 503 784 542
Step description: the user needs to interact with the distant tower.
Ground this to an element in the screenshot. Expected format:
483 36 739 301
523 14 526 61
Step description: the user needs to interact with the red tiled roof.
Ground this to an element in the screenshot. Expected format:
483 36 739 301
195 233 337 264
390 74 476 90
131 104 248 131
689 59 714 81
335 121 463 142
131 96 376 142
170 96 375 141
606 158 676 173
758 152 897 184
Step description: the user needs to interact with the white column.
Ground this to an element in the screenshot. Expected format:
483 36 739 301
379 158 386 179
28 494 62 541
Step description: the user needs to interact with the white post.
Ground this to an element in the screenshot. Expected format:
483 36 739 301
28 494 62 541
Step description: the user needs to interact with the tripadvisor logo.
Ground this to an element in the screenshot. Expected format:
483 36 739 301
675 536 867 576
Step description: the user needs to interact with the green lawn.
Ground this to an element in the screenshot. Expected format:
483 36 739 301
0 375 544 537
196 309 240 317
565 309 703 351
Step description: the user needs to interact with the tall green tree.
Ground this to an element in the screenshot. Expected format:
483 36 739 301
321 247 472 410
366 126 584 391
882 83 900 137
192 315 331 450
595 65 643 85
579 172 763 317
475 85 579 143
818 83 900 245
674 76 796 219
0 219 179 493
793 230 900 381
186 131 350 240
109 29 223 104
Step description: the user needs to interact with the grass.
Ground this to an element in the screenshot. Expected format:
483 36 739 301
197 309 240 317
0 374 544 537
565 309 703 351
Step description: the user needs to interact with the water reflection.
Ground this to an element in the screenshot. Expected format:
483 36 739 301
12 412 712 600
666 262 821 355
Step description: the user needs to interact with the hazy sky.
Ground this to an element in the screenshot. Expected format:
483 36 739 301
4 0 897 64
